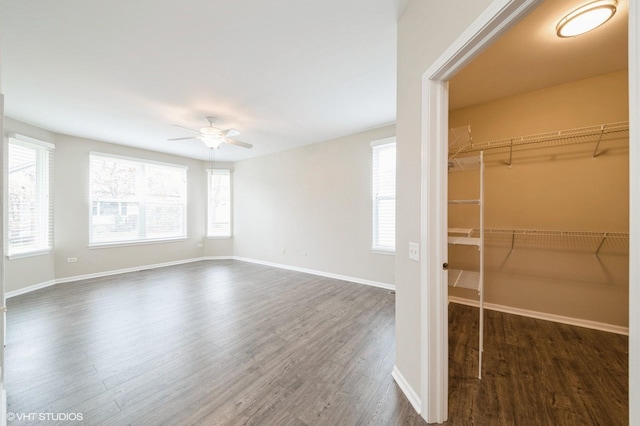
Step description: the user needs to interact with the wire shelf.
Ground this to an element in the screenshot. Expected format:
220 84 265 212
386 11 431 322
448 121 629 158
460 228 629 256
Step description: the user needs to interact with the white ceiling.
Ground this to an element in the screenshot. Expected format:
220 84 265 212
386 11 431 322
1 0 628 162
0 0 403 161
450 0 628 110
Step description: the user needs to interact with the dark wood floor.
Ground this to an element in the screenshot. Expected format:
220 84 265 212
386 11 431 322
5 260 628 425
6 260 425 425
447 303 629 425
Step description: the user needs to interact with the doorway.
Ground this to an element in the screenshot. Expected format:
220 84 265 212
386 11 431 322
419 0 638 424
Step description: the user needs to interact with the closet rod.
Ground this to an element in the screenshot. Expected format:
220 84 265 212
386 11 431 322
450 121 629 157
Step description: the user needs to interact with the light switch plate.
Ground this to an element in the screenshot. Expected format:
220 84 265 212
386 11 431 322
409 242 419 261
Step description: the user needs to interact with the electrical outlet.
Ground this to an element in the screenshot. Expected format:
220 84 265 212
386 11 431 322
197 243 204 248
67 257 77 263
409 242 419 261
281 248 286 255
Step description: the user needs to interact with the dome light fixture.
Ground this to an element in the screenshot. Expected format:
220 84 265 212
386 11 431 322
556 0 617 38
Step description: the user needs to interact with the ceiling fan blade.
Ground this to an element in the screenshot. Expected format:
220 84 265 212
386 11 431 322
172 124 200 133
167 136 198 141
225 139 253 149
223 128 241 138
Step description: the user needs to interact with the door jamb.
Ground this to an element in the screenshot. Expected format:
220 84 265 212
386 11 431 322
420 0 545 422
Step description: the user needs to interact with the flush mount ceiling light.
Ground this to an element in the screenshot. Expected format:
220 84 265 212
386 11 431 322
556 0 617 38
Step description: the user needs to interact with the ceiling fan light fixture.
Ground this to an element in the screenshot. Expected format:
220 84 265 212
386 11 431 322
200 135 224 149
200 126 221 136
556 0 617 38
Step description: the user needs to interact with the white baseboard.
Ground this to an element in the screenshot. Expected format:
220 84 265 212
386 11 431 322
55 257 211 285
449 296 629 335
202 256 234 261
232 256 395 291
392 365 422 415
6 257 211 299
5 280 57 299
6 256 393 298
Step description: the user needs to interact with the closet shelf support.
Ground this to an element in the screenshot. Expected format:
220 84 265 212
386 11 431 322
595 233 608 257
508 139 514 167
592 125 605 158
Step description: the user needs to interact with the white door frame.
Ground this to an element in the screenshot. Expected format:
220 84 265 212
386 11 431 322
628 1 639 425
419 0 638 423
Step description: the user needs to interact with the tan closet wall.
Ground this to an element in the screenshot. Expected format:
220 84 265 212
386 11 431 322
449 70 629 327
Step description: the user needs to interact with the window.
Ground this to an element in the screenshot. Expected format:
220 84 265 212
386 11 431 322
371 138 396 253
7 135 54 257
89 153 187 245
207 169 231 238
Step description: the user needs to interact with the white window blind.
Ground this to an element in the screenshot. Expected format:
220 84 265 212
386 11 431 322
7 135 54 257
372 138 396 252
89 153 187 245
207 169 231 238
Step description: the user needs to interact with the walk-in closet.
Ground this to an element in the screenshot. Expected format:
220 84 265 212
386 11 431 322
449 68 629 329
443 0 629 420
445 69 629 421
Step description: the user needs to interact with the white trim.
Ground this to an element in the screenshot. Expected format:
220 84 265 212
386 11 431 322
371 249 395 256
392 365 422 414
370 136 396 148
5 258 209 298
6 280 56 298
0 387 5 426
89 150 189 170
628 0 639 423
421 78 449 424
54 257 206 285
88 237 188 249
202 256 234 261
449 296 629 336
232 256 395 291
7 133 55 150
6 249 52 260
419 0 543 423
6 256 392 298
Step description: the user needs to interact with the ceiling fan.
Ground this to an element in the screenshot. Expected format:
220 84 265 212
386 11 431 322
168 116 253 149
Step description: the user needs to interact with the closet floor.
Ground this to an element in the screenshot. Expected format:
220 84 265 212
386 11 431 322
448 303 628 425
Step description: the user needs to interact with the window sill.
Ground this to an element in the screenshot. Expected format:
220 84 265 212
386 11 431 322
372 249 395 256
7 249 52 260
89 237 188 249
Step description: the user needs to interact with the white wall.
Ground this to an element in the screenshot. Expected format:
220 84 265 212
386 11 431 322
395 0 494 403
233 125 396 286
4 117 395 293
4 118 210 292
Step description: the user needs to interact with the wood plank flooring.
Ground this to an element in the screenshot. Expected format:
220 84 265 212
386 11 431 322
447 303 629 425
6 260 424 425
5 260 629 425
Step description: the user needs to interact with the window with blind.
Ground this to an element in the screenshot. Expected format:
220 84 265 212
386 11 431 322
89 153 187 245
207 169 232 238
7 135 55 257
371 138 396 253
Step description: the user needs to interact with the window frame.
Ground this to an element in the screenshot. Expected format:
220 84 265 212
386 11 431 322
371 137 396 254
207 168 232 239
88 152 188 247
6 134 55 259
